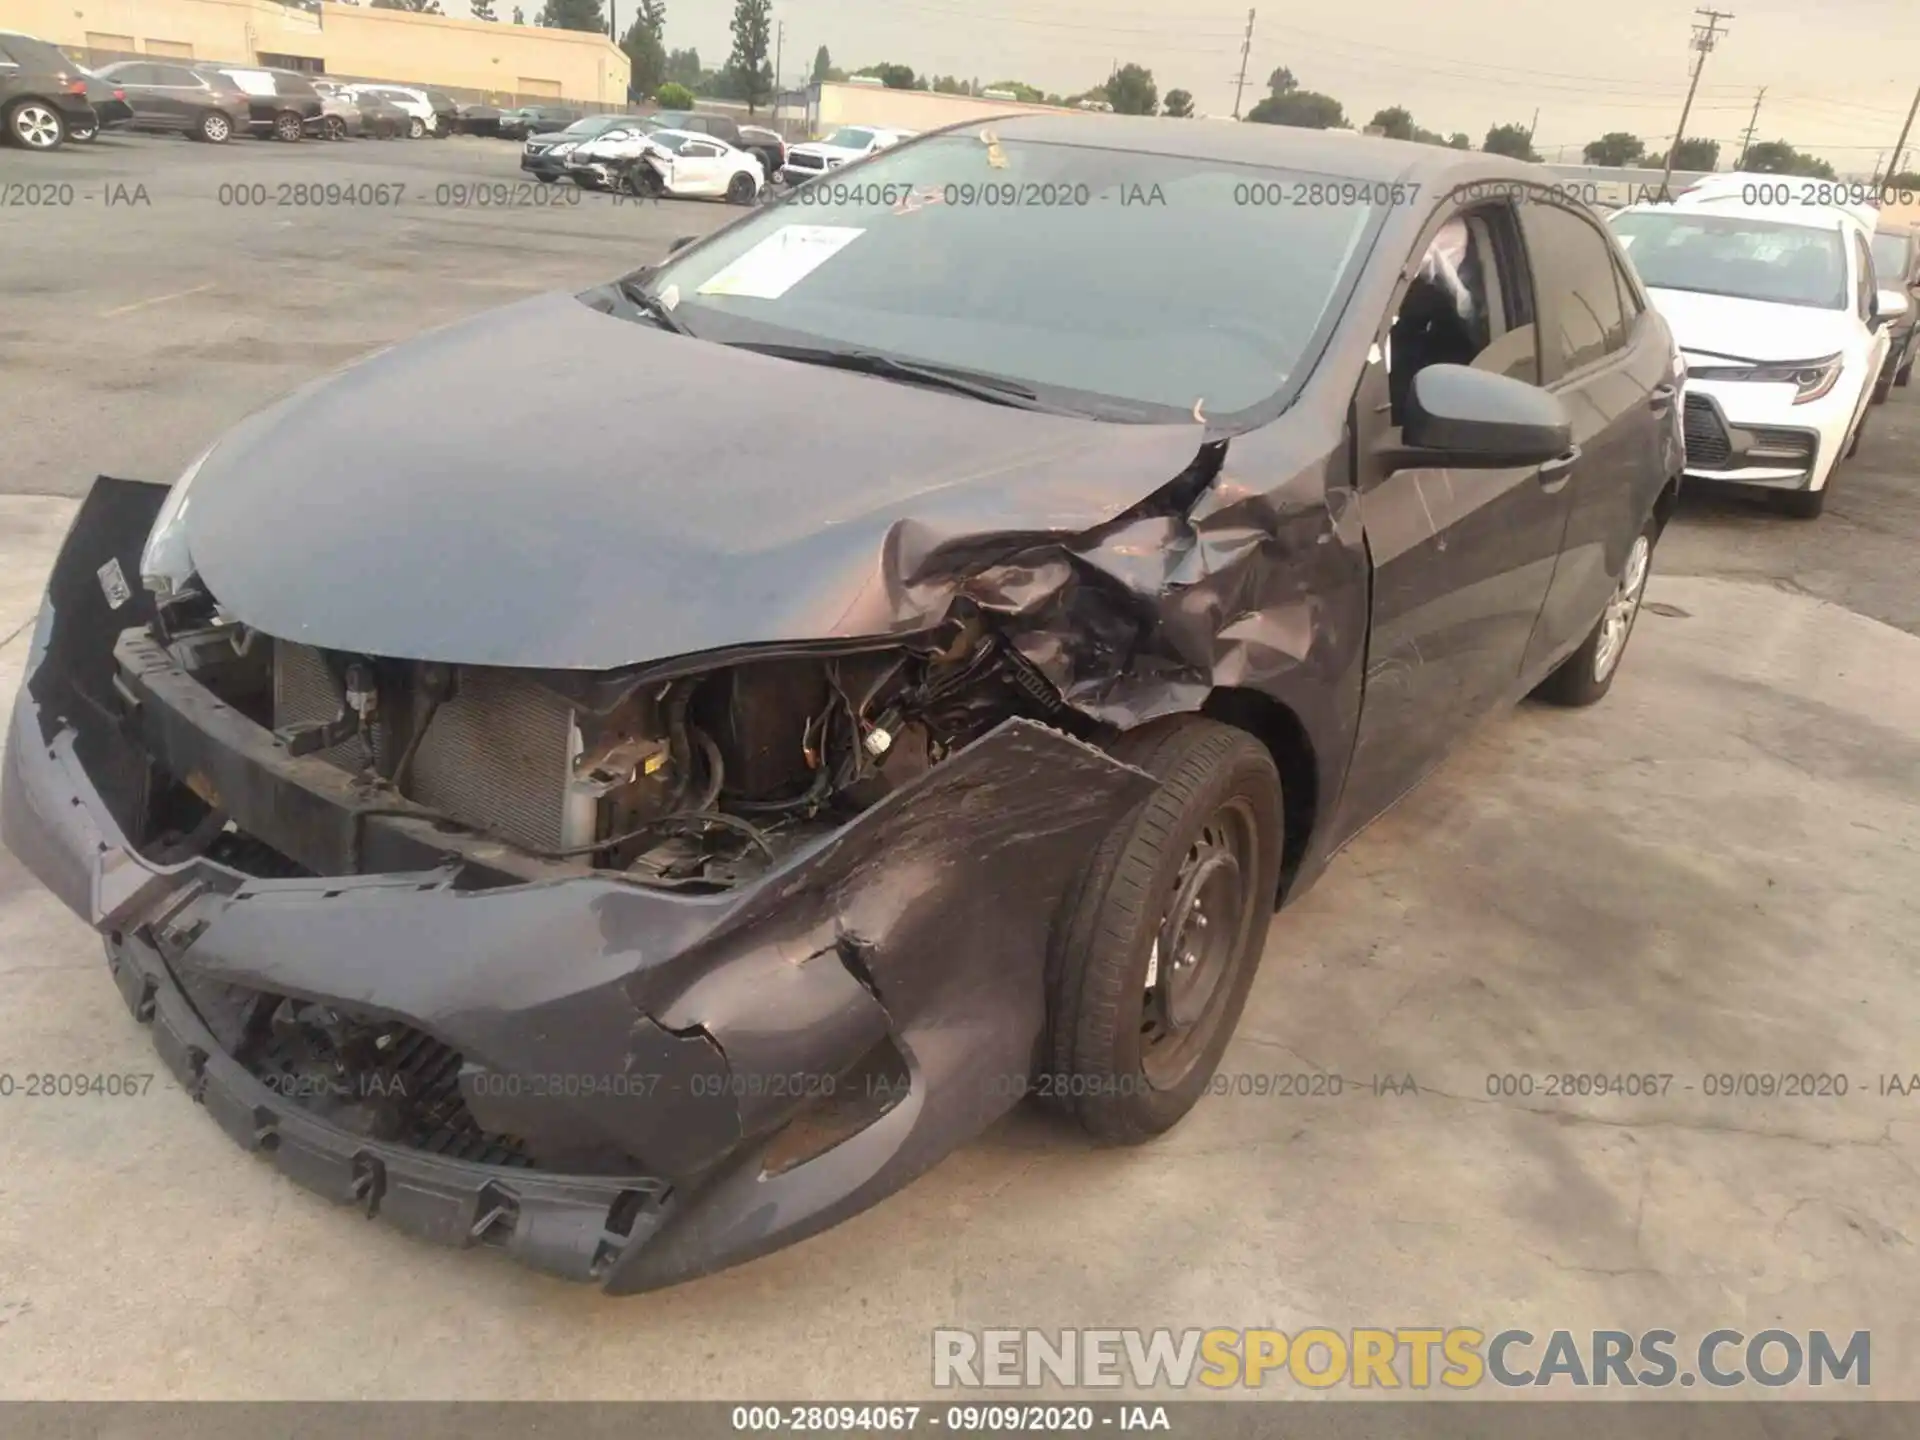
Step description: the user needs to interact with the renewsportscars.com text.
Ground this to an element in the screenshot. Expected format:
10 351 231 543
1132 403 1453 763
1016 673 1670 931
932 1327 1870 1390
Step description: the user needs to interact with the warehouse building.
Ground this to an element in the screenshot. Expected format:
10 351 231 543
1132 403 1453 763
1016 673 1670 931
5 0 629 106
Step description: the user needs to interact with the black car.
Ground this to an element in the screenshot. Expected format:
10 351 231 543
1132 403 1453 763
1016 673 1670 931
0 30 96 150
424 88 461 138
1872 222 1919 396
459 102 502 137
498 104 580 140
68 66 132 140
646 108 784 182
4 117 1680 1294
94 60 252 143
520 112 638 180
195 64 321 141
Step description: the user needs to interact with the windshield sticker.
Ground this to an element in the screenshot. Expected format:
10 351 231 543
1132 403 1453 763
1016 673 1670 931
695 225 866 299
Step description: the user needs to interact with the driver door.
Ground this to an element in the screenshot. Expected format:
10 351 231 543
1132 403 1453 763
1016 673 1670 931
1335 199 1575 831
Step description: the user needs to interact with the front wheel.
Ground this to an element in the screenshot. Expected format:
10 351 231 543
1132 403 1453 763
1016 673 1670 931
408 116 424 140
1534 520 1656 706
1044 717 1283 1144
199 110 232 143
7 100 66 150
273 110 303 142
323 115 346 141
726 171 759 205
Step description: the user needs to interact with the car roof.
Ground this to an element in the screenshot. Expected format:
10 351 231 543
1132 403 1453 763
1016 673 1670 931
651 127 726 145
1615 198 1854 233
906 111 1538 184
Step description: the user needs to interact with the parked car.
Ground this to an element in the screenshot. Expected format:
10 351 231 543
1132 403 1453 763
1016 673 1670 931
1611 196 1901 518
341 83 437 139
0 29 97 151
459 102 502 137
639 109 785 183
68 64 132 141
1871 221 1919 396
5 118 1681 1295
498 103 580 140
196 64 322 141
95 60 250 143
519 112 640 181
780 124 914 182
570 126 764 202
423 89 461 138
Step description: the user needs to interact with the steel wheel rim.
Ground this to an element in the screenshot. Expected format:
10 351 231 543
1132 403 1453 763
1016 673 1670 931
207 115 230 141
15 104 60 148
1141 798 1259 1089
1594 533 1651 682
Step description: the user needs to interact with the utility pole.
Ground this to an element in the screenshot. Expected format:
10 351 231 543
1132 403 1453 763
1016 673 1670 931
1231 9 1254 120
1660 8 1732 199
1527 107 1538 142
772 20 784 117
1736 85 1765 169
1882 83 1920 186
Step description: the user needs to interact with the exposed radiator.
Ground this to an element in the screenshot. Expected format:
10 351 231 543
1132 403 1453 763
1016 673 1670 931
273 641 588 854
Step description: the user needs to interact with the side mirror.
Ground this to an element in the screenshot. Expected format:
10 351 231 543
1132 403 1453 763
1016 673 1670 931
1386 364 1573 471
1874 288 1910 324
669 234 696 253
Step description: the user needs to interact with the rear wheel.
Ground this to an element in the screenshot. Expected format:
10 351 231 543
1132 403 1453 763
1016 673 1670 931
273 109 303 142
408 116 425 140
1044 717 1283 1144
323 114 346 141
1534 521 1656 705
726 170 758 205
198 110 232 143
1898 356 1913 387
6 100 66 150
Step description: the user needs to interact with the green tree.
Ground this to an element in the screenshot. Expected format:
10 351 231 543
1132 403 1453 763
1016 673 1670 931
811 45 832 82
726 0 772 111
511 4 524 20
1583 131 1646 166
1446 131 1471 149
538 0 603 31
1370 106 1414 140
1246 88 1345 129
372 0 443 12
1887 169 1920 189
1162 88 1194 118
1743 140 1834 177
931 75 969 95
621 16 666 96
636 0 664 36
654 80 694 108
854 62 918 89
1267 66 1296 94
1101 62 1158 115
666 47 701 85
1482 122 1539 161
987 80 1045 103
471 0 498 18
1670 136 1719 171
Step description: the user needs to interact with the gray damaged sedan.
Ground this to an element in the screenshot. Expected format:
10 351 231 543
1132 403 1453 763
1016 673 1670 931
3 115 1683 1292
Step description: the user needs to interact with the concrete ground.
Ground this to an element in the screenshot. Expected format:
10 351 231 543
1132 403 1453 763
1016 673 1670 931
1 132 1917 1399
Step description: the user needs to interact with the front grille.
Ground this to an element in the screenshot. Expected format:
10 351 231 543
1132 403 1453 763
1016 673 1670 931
785 152 824 171
272 642 582 853
1683 393 1732 469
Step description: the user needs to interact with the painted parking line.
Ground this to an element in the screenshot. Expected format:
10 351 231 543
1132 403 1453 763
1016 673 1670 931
97 283 215 318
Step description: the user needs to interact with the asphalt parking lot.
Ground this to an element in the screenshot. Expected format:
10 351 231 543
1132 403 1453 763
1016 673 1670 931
2 131 1918 1400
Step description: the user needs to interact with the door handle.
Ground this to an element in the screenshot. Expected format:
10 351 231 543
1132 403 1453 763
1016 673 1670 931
1536 446 1581 493
1648 383 1677 412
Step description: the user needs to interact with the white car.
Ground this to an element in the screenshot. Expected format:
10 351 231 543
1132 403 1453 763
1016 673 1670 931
342 83 436 138
567 126 764 203
779 125 914 184
1610 196 1905 518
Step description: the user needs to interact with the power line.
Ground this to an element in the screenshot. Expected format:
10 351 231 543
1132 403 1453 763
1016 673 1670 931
1660 7 1732 196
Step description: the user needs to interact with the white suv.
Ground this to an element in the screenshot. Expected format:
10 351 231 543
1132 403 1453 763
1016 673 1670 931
1610 194 1906 518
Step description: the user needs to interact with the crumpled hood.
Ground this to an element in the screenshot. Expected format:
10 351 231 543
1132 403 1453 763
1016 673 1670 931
1648 287 1862 363
181 291 1209 670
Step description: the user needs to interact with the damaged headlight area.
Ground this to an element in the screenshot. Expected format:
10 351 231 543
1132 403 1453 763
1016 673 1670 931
146 586 1095 891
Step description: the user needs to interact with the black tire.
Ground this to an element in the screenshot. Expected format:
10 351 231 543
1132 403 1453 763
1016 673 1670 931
726 171 758 205
408 116 425 140
71 122 97 142
323 115 346 141
1044 716 1283 1144
6 99 67 151
273 110 303 142
1872 369 1892 404
1779 485 1828 520
1898 358 1913 388
1534 515 1658 706
198 110 233 143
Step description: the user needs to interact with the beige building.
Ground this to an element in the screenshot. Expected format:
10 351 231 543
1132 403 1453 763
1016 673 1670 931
4 0 629 105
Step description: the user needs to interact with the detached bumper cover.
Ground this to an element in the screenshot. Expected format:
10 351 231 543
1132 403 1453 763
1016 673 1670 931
2 479 1154 1292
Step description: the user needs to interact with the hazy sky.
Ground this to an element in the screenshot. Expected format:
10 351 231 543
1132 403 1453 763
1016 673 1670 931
494 0 1920 171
